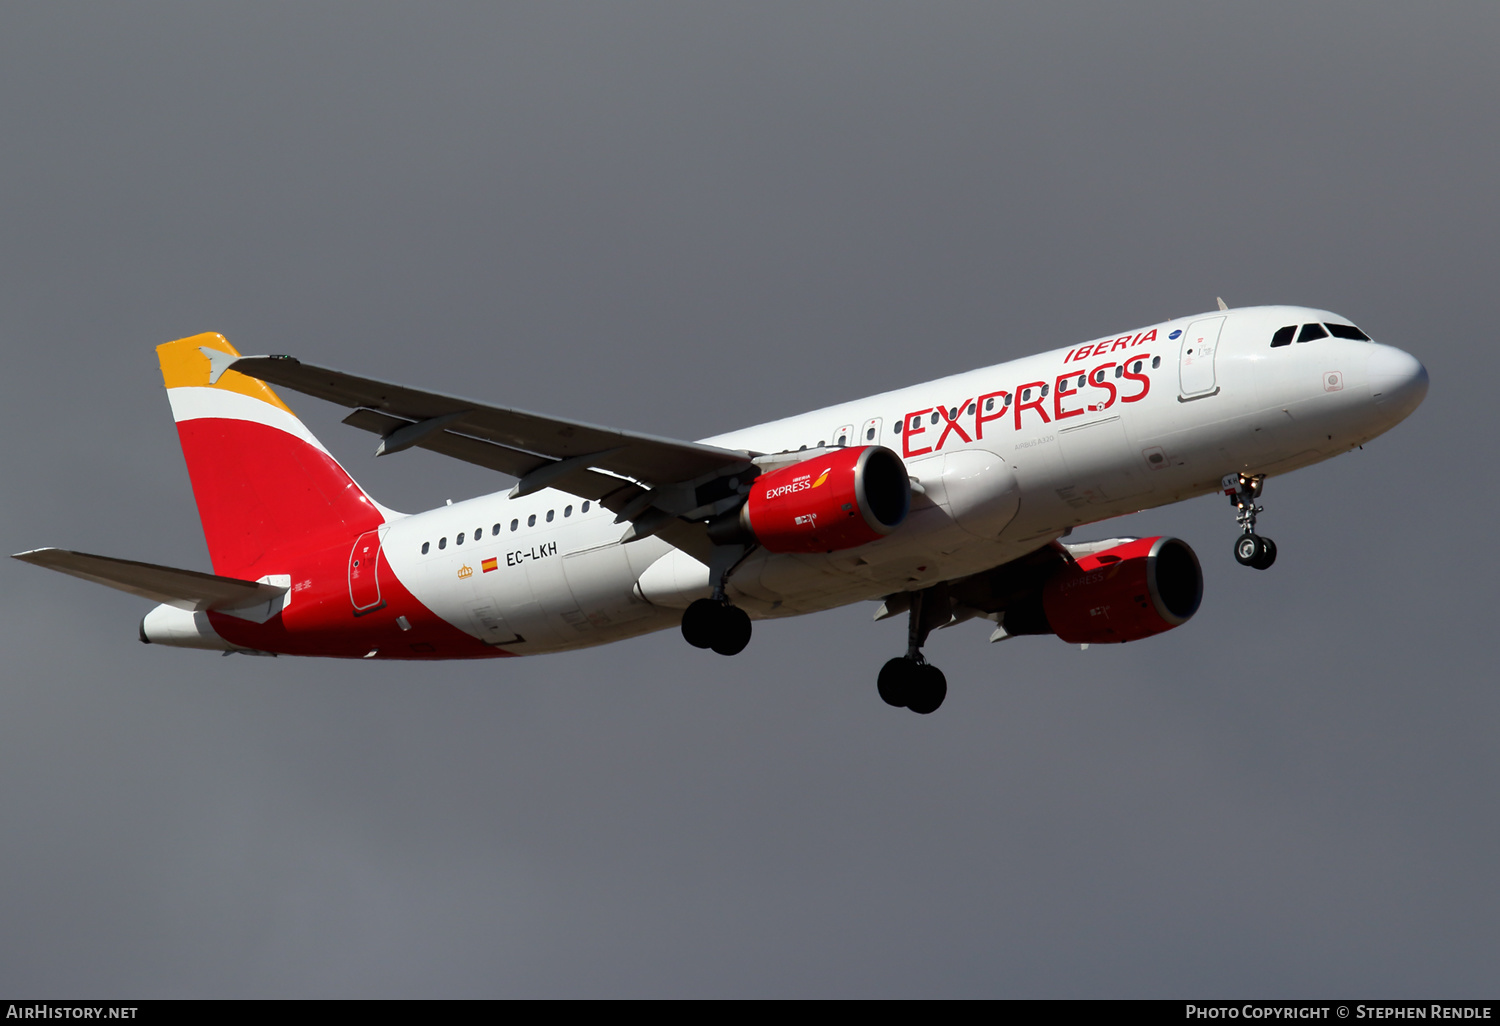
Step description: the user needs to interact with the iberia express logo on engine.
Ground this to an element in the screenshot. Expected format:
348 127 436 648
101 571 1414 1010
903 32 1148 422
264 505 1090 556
765 466 832 500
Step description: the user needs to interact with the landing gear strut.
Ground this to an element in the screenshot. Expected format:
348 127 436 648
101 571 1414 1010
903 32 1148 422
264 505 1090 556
1223 473 1277 570
878 589 948 715
680 544 754 656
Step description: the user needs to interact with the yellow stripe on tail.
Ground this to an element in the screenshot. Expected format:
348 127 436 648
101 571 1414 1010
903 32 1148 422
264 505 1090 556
155 332 296 415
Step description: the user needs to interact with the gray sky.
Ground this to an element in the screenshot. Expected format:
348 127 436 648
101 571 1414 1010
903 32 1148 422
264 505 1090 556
1 3 1496 997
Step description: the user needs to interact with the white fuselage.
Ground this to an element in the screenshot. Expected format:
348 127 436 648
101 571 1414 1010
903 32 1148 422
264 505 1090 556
377 306 1426 654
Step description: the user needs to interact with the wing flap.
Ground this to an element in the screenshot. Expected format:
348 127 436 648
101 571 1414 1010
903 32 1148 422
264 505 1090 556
12 548 287 611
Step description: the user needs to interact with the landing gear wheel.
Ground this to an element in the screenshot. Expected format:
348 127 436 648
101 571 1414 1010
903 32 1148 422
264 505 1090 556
1234 534 1263 566
1255 537 1278 570
878 658 915 707
682 599 753 655
906 664 948 715
681 599 719 649
710 605 752 656
1233 534 1277 570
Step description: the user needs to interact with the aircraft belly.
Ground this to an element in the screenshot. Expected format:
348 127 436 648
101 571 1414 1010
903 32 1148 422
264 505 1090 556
562 543 656 630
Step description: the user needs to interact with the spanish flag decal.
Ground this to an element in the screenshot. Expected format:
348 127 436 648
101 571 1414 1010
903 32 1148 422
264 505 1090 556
482 557 498 573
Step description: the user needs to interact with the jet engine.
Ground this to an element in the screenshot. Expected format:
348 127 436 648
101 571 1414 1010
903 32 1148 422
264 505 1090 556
952 535 1203 644
1040 536 1202 643
734 445 911 554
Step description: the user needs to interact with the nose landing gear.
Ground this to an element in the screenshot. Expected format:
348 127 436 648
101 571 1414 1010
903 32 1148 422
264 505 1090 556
1224 473 1277 570
877 588 949 714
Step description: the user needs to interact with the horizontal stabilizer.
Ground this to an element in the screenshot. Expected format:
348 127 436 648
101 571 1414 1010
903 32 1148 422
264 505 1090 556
12 548 287 611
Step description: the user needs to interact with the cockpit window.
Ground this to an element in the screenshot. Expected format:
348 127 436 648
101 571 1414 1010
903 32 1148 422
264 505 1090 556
1325 323 1371 341
1270 325 1296 348
1297 323 1329 343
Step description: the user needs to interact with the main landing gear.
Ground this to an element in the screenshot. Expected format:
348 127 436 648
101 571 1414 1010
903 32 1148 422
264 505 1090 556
681 598 751 656
1223 472 1277 570
878 588 948 715
680 544 754 656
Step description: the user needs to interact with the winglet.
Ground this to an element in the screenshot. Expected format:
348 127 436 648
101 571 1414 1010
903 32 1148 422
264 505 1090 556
198 346 238 384
155 333 295 415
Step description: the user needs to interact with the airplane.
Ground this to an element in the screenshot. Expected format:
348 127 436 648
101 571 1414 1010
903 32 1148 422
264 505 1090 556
13 303 1427 714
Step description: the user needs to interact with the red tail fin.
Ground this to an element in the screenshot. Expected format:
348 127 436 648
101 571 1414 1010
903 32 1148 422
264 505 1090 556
157 333 387 579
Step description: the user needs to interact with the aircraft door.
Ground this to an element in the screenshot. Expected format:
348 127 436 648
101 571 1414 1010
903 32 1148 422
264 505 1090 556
860 417 883 445
348 529 385 615
1179 316 1224 399
833 423 855 447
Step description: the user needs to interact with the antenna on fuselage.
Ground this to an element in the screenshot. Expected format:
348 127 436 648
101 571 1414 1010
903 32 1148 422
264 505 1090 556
1217 297 1229 311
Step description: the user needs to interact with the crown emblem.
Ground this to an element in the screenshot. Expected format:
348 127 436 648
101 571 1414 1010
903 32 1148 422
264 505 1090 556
457 564 473 579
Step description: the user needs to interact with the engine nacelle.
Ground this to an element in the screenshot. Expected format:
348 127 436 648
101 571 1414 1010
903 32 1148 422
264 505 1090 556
741 445 911 554
1041 536 1203 644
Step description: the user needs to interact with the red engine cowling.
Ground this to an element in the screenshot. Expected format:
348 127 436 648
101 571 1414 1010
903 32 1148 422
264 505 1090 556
741 445 911 554
1041 536 1203 644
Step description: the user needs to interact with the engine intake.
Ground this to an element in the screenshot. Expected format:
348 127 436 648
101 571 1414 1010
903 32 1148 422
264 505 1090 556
739 445 910 554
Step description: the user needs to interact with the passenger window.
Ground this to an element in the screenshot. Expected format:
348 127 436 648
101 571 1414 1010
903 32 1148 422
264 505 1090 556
546 509 555 523
1114 366 1123 378
1151 356 1161 369
421 542 430 555
1023 388 1032 400
527 514 536 527
1326 323 1371 341
564 505 573 517
894 419 904 432
929 412 938 425
475 527 482 539
866 426 875 440
510 519 518 532
582 501 591 513
457 532 465 545
438 537 447 550
1270 325 1296 347
966 403 975 416
1132 360 1143 372
1297 323 1328 343
985 397 994 411
492 524 501 536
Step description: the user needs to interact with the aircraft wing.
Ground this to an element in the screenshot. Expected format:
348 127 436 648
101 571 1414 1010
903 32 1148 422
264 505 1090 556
227 354 759 557
12 548 287 611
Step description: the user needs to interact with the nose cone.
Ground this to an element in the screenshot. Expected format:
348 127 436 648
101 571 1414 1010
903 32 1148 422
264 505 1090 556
1366 345 1428 422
